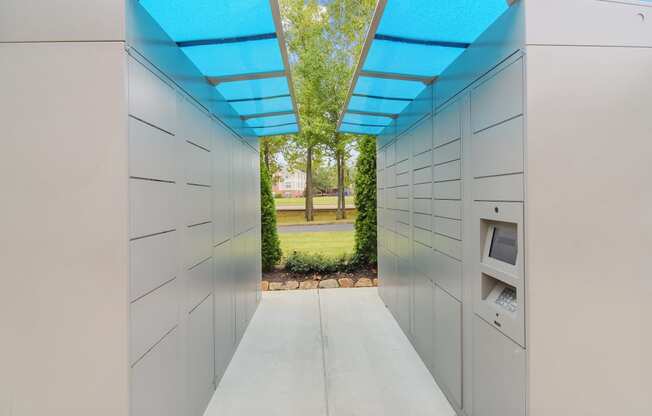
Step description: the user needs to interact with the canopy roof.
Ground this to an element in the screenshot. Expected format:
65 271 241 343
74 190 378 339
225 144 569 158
338 0 512 136
140 0 300 137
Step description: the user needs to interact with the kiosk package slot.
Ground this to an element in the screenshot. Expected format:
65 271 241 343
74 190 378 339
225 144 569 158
495 286 517 313
489 225 517 265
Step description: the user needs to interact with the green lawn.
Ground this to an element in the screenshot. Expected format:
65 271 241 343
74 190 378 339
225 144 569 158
275 196 354 207
279 230 354 259
276 209 357 225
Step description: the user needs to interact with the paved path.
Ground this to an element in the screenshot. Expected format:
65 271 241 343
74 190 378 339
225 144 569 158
204 288 456 416
278 223 354 233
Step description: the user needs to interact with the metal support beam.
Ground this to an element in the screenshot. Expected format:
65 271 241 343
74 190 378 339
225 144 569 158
207 70 285 85
270 0 301 133
374 34 470 49
336 0 388 131
345 110 398 119
177 33 276 48
241 110 295 121
251 122 298 129
227 94 290 103
352 93 413 102
342 121 388 128
359 70 438 85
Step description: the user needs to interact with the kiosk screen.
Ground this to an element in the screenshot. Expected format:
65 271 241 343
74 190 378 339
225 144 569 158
489 226 517 265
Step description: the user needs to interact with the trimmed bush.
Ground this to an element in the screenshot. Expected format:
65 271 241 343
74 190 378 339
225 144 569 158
260 157 282 272
353 136 377 265
284 252 356 275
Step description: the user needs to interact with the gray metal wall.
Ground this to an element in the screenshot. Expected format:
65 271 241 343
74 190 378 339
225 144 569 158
1 2 262 416
377 2 652 416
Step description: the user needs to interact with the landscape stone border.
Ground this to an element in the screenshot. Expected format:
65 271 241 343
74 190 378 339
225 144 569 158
262 277 378 291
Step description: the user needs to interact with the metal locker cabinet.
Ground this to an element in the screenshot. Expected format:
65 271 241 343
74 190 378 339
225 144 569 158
433 285 462 409
472 316 526 416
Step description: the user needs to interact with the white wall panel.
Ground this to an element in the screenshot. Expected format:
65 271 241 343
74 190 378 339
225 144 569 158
129 56 177 134
129 117 177 182
130 179 178 238
185 222 213 269
130 231 179 301
185 185 212 227
186 258 213 313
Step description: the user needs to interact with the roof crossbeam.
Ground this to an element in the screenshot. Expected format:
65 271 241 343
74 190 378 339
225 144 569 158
359 70 438 85
207 70 286 85
177 33 277 48
345 109 398 119
352 93 413 102
374 34 470 49
241 110 295 121
227 94 291 103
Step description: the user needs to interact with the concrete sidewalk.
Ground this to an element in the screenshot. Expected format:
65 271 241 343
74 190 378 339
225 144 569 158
204 288 455 416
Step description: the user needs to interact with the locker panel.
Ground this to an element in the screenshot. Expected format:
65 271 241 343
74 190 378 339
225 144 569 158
129 57 176 134
396 171 410 186
214 241 234 381
412 118 434 156
473 174 524 202
395 137 409 163
434 100 461 147
434 233 462 261
413 199 432 215
185 185 211 227
471 115 524 178
434 160 461 182
434 200 462 220
179 98 212 151
397 221 411 238
396 258 412 335
130 179 177 239
395 159 410 174
396 185 410 199
185 222 212 269
433 139 461 166
131 329 181 416
414 166 433 185
187 296 215 416
386 142 396 166
471 59 523 133
434 286 462 408
472 316 526 416
413 213 432 231
185 143 212 186
414 227 432 248
414 241 433 277
413 150 432 170
129 117 177 182
130 230 179 301
396 198 410 211
413 183 432 199
186 257 213 313
434 217 462 240
413 273 435 369
385 165 396 188
434 180 462 200
432 250 462 301
130 278 179 365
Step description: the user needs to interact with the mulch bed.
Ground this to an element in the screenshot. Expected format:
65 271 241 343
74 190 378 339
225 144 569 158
263 266 377 284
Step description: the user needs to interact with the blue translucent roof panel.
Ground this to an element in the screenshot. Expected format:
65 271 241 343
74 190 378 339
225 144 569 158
181 39 283 77
253 124 299 137
246 114 297 129
340 124 384 136
343 113 393 127
378 0 509 43
364 41 465 77
139 0 299 137
348 95 411 115
139 0 275 40
218 77 289 101
338 0 511 136
231 96 293 116
354 76 424 100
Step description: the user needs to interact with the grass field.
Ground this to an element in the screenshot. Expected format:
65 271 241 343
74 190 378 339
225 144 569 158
276 209 357 225
275 196 354 207
279 230 354 258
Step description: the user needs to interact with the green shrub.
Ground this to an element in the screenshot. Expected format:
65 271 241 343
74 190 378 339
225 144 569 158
353 136 377 265
260 157 282 272
284 251 357 275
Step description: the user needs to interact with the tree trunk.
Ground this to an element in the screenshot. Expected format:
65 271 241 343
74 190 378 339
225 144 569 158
336 151 346 220
263 141 271 172
305 146 314 222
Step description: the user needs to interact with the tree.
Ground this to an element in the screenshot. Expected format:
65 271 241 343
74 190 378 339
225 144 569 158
260 136 286 182
353 136 377 265
280 0 375 221
260 156 282 272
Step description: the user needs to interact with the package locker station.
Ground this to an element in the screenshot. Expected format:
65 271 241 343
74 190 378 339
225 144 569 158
0 1 299 416
338 0 652 416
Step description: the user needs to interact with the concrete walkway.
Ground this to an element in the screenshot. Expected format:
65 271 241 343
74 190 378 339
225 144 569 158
278 223 354 233
204 288 455 416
